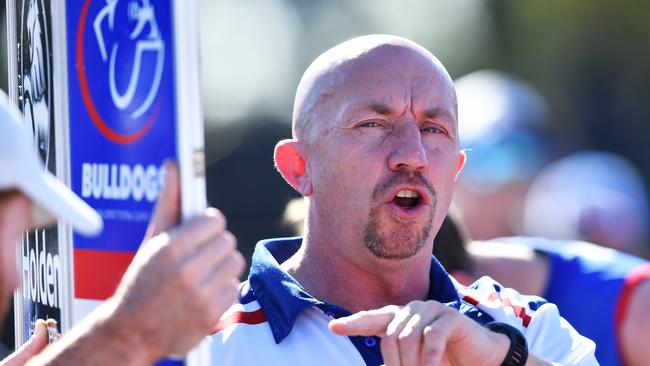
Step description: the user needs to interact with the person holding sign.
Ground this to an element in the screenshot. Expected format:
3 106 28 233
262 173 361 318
210 35 598 365
0 91 244 365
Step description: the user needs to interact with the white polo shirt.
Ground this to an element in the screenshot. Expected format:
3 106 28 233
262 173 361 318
210 237 598 365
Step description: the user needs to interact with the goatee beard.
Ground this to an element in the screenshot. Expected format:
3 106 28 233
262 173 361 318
363 171 436 259
363 210 433 259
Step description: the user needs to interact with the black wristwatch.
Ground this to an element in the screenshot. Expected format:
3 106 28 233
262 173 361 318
485 322 529 366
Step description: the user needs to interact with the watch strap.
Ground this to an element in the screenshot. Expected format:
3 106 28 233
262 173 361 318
485 322 529 366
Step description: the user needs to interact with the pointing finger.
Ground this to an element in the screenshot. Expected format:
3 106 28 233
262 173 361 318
329 305 400 337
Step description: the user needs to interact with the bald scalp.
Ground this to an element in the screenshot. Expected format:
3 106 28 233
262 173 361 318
291 34 454 143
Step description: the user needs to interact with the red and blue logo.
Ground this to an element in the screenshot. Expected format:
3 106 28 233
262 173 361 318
67 0 178 300
76 0 168 144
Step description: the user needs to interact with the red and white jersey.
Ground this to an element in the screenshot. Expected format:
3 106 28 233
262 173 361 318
210 238 598 365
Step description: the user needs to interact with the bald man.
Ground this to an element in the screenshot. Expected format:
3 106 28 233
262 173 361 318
210 35 597 365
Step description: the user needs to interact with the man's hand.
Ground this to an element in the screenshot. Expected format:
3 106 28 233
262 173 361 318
0 319 52 366
27 162 245 365
329 300 510 366
108 162 245 358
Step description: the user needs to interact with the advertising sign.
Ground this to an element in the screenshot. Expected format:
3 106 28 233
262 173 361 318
7 0 72 344
65 0 207 365
67 0 177 302
7 1 207 363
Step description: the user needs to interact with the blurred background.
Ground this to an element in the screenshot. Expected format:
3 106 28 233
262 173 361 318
1 0 650 359
2 0 650 270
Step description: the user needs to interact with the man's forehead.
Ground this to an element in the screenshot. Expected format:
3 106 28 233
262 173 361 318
333 65 458 117
341 99 455 118
293 35 456 138
302 36 450 92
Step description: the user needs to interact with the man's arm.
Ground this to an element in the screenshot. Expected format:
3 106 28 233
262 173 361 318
26 163 244 365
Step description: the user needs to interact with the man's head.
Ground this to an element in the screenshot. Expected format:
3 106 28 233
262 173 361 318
0 91 102 321
275 35 465 265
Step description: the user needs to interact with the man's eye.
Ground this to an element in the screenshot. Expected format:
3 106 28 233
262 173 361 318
421 126 443 134
359 121 381 128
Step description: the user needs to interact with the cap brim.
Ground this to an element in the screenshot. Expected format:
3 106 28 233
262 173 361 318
19 170 103 236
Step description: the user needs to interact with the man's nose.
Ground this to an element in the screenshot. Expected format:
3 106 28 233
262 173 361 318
387 123 428 172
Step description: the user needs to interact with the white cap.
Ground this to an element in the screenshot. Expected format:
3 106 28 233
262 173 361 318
454 70 552 193
0 91 103 236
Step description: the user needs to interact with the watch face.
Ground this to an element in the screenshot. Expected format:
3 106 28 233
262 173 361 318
18 0 53 170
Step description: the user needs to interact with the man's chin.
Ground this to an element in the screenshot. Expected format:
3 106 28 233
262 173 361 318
363 205 434 260
364 227 428 260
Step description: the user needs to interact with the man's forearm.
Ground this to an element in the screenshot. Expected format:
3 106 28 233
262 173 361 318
26 299 153 366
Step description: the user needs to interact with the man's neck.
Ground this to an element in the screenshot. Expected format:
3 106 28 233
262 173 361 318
281 238 432 313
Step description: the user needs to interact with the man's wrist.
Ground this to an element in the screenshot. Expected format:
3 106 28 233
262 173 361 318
96 298 158 365
486 322 529 366
489 329 512 366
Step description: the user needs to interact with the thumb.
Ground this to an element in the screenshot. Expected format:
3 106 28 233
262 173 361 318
24 319 49 351
143 161 181 244
0 320 49 366
329 306 398 337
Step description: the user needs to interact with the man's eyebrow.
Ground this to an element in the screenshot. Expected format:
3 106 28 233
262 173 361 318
368 102 392 115
425 107 441 119
425 107 458 135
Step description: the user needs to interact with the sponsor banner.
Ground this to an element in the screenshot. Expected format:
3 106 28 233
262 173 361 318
8 1 206 363
66 0 177 260
66 0 176 336
65 1 207 364
8 0 70 344
66 0 177 308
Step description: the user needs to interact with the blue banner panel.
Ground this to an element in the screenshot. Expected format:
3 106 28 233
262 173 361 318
66 0 178 253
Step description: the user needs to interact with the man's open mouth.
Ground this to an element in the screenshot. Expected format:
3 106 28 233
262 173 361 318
392 189 421 209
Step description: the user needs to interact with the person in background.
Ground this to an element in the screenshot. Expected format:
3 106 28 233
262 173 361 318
522 150 649 257
211 34 597 365
0 90 245 365
453 70 554 240
433 213 650 366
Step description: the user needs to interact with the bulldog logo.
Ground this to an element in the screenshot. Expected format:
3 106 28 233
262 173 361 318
77 0 167 144
94 0 164 119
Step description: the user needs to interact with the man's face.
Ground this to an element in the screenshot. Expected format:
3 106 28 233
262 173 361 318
304 46 463 262
0 191 32 324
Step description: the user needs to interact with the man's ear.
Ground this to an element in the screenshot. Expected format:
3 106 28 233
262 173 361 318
455 149 467 180
274 139 313 196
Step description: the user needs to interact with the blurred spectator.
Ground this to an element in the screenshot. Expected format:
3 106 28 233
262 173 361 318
453 70 554 240
433 214 650 366
523 150 649 257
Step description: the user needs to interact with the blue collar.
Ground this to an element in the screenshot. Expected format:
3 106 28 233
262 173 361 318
248 237 462 344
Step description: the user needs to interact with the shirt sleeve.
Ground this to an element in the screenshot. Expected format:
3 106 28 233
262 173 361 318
458 276 599 365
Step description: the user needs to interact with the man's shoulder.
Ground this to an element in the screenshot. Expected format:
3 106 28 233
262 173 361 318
457 276 597 365
456 275 548 329
212 281 268 335
210 281 277 363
